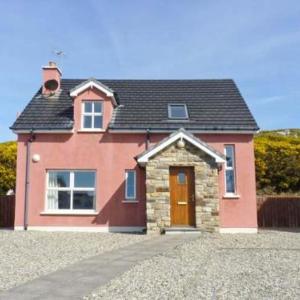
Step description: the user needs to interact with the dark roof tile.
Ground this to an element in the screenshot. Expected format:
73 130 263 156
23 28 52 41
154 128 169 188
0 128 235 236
11 79 259 131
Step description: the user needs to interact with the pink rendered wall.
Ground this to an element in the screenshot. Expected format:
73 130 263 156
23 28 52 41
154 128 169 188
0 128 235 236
14 89 257 229
197 134 257 229
15 132 147 227
148 133 257 229
15 89 147 228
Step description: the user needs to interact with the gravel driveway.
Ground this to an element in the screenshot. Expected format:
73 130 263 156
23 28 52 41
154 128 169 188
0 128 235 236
86 230 300 300
0 230 149 291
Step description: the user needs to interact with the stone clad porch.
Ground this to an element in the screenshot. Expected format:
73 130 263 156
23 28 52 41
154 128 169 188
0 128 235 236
137 129 226 234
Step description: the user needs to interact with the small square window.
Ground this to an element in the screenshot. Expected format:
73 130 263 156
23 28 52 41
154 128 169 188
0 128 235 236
94 102 102 113
168 104 188 119
57 191 71 209
48 171 70 188
94 116 103 129
84 102 93 113
178 172 186 184
74 171 95 188
73 191 95 209
83 115 92 128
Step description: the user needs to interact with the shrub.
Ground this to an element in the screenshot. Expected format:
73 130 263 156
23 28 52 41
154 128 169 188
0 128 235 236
0 141 17 195
254 132 300 194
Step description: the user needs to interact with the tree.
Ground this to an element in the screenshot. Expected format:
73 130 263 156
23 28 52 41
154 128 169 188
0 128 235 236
0 141 17 195
254 132 300 194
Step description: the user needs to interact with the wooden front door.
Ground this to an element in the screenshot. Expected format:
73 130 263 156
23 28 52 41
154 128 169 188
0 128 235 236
169 167 195 226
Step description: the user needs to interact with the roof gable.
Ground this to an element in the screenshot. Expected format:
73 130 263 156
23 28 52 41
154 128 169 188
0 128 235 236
137 128 226 165
70 78 117 106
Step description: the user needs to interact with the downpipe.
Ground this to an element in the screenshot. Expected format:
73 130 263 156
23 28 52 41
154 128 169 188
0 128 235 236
24 131 35 230
146 128 150 150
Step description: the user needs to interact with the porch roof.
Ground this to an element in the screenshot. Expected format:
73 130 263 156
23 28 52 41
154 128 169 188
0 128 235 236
137 128 226 165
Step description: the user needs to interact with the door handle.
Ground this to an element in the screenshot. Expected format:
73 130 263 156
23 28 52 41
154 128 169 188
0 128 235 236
177 201 187 205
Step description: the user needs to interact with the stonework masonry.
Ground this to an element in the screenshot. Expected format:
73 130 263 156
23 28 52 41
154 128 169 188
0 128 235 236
145 141 219 233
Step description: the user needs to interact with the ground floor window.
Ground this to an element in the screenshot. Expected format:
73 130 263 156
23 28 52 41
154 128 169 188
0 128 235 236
125 170 136 201
46 170 96 211
224 145 236 194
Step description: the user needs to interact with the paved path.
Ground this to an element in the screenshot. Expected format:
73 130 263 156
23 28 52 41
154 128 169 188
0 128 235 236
0 234 199 300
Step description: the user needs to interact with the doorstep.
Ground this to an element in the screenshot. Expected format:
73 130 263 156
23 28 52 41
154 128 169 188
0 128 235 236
163 226 202 235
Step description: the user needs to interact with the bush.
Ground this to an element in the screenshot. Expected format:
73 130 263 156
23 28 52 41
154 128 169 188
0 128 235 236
254 132 300 194
0 141 17 195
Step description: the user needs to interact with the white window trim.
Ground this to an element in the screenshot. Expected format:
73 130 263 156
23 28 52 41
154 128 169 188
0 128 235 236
125 170 137 201
40 210 98 215
45 170 97 212
223 194 240 199
77 129 106 133
70 80 114 98
122 200 139 203
224 145 238 196
168 104 189 119
81 101 103 130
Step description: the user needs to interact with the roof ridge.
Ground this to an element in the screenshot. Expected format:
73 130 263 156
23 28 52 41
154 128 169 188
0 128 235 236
61 78 235 82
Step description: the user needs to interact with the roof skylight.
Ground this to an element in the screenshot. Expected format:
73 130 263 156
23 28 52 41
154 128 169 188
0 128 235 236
168 104 188 119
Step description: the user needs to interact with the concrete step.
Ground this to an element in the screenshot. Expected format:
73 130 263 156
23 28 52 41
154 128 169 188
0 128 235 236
163 227 202 235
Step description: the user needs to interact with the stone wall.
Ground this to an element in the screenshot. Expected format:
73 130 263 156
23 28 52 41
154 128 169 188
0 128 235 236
145 141 219 233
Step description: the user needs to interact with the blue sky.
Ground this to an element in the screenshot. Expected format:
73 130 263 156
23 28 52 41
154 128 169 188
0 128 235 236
0 0 299 141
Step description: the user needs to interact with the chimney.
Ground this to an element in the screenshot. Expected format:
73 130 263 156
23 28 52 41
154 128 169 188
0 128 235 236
42 61 62 95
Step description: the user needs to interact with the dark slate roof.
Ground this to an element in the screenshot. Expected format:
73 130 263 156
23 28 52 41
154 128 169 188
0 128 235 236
11 79 259 132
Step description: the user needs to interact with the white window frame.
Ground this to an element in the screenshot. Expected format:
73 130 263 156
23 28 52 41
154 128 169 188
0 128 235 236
81 101 103 131
224 145 237 196
168 104 189 119
124 170 137 202
45 170 96 213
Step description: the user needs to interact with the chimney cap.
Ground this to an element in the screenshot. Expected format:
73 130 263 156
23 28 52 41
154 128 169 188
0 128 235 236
42 61 62 75
48 61 56 67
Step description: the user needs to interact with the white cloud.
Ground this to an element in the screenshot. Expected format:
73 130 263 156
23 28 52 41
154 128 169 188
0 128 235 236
255 95 286 104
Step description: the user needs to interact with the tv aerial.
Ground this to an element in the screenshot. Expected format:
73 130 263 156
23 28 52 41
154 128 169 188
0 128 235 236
52 50 66 57
51 50 66 67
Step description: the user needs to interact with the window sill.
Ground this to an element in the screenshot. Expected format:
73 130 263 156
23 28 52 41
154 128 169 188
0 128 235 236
122 200 139 203
40 210 99 216
167 119 189 121
223 194 240 199
77 129 106 133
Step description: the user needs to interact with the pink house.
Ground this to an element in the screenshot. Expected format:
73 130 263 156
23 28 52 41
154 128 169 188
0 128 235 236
11 62 259 233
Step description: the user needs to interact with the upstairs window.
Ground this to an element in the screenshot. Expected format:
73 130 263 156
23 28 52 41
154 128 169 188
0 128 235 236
168 104 188 119
224 145 236 194
82 101 103 130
